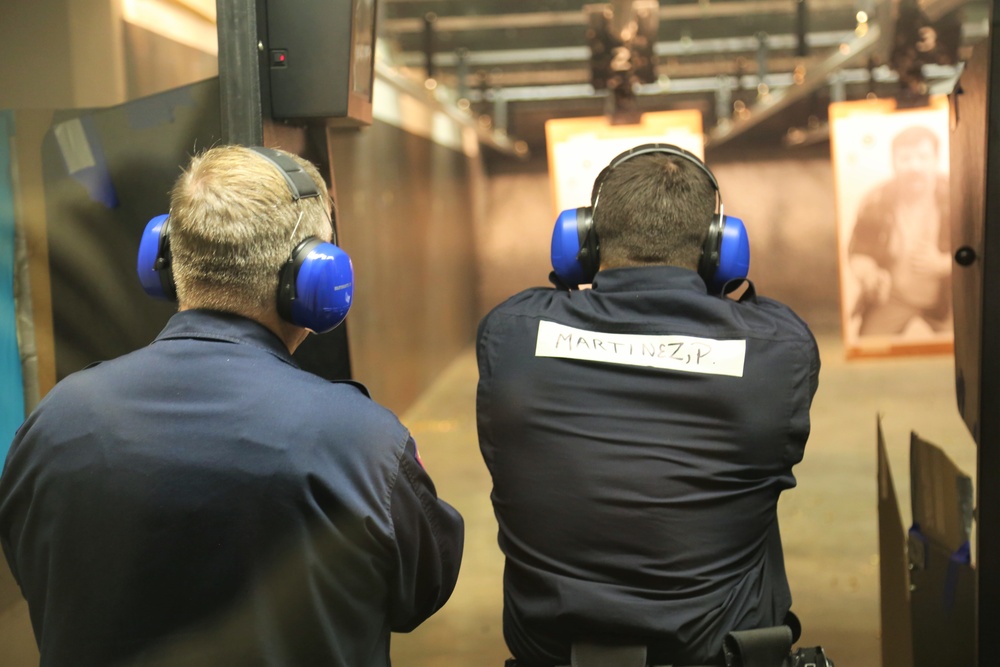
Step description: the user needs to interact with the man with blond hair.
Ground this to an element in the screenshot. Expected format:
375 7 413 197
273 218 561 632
0 145 464 667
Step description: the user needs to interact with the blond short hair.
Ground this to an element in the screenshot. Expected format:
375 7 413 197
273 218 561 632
168 145 332 319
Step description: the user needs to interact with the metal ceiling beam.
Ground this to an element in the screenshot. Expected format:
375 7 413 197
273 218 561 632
706 23 884 146
706 0 977 147
383 0 856 33
782 62 963 146
457 53 858 89
465 63 962 102
380 0 983 149
391 29 860 69
386 18 984 89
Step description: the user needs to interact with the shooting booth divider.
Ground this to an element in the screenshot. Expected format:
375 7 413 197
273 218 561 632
877 418 975 667
948 32 1000 666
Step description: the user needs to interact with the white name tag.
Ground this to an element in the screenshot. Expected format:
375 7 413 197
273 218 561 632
534 320 746 377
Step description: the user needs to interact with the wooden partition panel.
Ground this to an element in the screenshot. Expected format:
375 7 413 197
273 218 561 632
327 123 481 414
950 33 1000 663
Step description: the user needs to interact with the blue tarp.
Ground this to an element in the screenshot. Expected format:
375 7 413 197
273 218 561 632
0 110 25 467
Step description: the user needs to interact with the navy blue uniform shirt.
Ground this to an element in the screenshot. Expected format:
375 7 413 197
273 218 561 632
476 266 819 666
0 309 464 667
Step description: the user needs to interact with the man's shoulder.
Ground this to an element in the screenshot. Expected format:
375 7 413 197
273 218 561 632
486 286 559 313
18 349 410 475
270 366 404 431
479 287 560 331
43 345 391 426
743 294 816 334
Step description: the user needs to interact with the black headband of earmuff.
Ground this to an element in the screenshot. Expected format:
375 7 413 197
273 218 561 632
590 143 722 216
249 146 320 200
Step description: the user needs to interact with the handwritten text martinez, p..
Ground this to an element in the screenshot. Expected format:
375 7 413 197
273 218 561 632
534 320 746 377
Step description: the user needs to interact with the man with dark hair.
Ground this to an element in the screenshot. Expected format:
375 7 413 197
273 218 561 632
848 124 952 337
476 145 820 666
0 145 464 667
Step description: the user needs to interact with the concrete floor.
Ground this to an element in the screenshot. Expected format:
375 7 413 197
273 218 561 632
389 332 978 667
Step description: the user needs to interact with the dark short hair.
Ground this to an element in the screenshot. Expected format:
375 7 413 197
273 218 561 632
593 153 717 270
891 125 939 156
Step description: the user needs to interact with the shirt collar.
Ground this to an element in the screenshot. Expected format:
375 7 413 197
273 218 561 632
154 309 297 367
590 265 709 294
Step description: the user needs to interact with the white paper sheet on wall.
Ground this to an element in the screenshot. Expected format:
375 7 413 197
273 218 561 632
829 96 952 358
545 110 706 214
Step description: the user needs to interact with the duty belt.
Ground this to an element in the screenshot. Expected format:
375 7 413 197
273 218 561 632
505 622 797 667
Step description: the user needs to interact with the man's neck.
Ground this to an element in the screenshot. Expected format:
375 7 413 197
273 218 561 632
178 304 308 353
257 310 310 353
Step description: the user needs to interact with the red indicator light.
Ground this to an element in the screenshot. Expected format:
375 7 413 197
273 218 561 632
270 50 289 67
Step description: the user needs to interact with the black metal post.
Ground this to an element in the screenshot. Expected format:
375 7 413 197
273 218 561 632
216 0 265 146
423 12 437 81
796 0 808 58
755 32 769 96
456 48 470 102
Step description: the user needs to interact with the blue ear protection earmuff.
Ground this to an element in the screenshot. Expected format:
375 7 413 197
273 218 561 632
136 146 354 333
275 236 353 334
550 143 750 294
137 213 175 301
551 207 596 287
